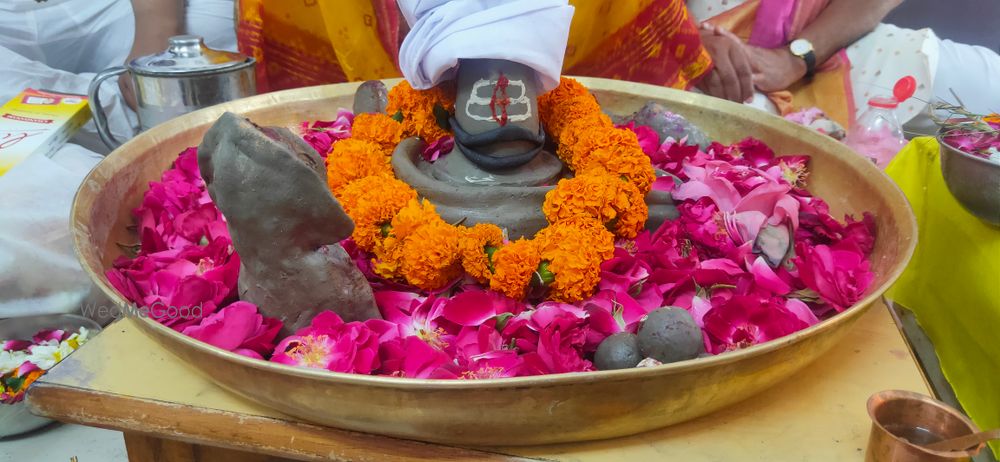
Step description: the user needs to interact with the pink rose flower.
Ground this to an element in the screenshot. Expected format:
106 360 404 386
181 301 282 359
452 325 522 378
378 336 458 379
300 109 354 157
106 237 240 330
271 311 382 374
618 121 660 156
421 136 454 162
793 242 875 312
703 295 808 354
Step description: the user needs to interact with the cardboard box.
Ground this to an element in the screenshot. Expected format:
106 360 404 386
0 89 91 176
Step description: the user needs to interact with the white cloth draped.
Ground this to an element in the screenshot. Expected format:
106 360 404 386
398 0 574 92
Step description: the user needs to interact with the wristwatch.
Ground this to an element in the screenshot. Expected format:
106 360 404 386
789 38 817 78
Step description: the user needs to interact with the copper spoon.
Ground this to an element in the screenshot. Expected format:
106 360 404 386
924 428 1000 452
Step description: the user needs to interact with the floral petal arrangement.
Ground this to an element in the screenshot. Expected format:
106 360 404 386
1 327 91 403
107 78 876 379
936 103 1000 165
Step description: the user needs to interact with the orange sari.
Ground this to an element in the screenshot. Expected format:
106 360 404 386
236 0 712 93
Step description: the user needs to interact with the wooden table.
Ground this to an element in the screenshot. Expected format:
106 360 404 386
26 300 929 461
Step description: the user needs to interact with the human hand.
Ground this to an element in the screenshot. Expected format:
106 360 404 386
697 25 754 103
747 45 808 93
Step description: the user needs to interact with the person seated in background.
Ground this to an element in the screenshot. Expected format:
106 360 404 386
236 0 714 95
0 0 236 320
688 0 1000 132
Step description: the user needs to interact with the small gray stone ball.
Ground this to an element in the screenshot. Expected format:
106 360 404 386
637 307 705 364
594 332 643 370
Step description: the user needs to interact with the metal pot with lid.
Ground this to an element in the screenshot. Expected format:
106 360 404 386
88 35 256 150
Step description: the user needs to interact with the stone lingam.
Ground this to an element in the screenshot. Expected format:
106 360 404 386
391 59 684 238
196 58 712 331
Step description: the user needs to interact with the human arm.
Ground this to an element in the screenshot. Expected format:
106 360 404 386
119 0 185 109
749 0 903 92
697 26 755 103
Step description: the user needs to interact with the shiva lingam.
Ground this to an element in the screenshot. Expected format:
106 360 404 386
391 59 690 238
196 59 727 333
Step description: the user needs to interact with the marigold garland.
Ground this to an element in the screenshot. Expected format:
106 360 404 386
400 221 463 290
350 113 404 152
373 198 446 281
386 80 455 143
459 223 505 284
337 176 416 251
535 218 615 302
329 77 658 302
489 238 542 300
543 171 648 239
326 139 392 195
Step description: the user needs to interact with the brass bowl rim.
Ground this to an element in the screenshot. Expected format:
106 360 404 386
72 78 919 389
867 389 984 456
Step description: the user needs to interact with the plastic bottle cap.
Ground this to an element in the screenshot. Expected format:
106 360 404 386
868 96 899 109
893 76 916 103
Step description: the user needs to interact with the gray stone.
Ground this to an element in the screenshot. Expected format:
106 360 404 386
594 332 643 370
198 112 380 335
637 307 705 364
353 80 388 115
624 102 711 149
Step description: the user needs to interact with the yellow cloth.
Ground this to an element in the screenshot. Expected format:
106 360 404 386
885 137 1000 457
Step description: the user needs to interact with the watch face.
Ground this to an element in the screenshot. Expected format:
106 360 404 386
790 39 813 56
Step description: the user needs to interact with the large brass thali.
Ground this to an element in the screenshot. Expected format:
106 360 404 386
72 78 916 446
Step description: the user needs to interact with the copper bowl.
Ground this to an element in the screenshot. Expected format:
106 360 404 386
71 78 917 446
866 390 984 462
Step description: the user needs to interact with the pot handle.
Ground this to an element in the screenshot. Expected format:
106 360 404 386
87 66 128 151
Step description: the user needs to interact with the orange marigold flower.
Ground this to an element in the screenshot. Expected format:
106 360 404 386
535 218 615 302
538 77 591 119
489 238 541 300
459 223 505 283
542 171 648 239
543 95 603 143
556 111 614 148
373 198 449 283
576 144 656 195
326 139 392 195
338 176 417 251
351 112 404 152
401 221 463 290
386 80 455 142
390 198 445 241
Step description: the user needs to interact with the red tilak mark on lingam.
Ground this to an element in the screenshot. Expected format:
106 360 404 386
489 73 511 126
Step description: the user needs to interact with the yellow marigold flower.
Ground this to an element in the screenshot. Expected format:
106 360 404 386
351 112 404 152
401 221 463 290
338 176 416 251
535 218 615 302
459 223 505 283
326 139 392 195
386 80 455 142
489 238 541 300
542 171 648 239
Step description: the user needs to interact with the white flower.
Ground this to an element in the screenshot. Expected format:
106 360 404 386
27 341 75 370
64 327 91 350
0 350 28 375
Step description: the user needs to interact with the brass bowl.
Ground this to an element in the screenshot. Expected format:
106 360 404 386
71 78 917 446
938 134 1000 227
